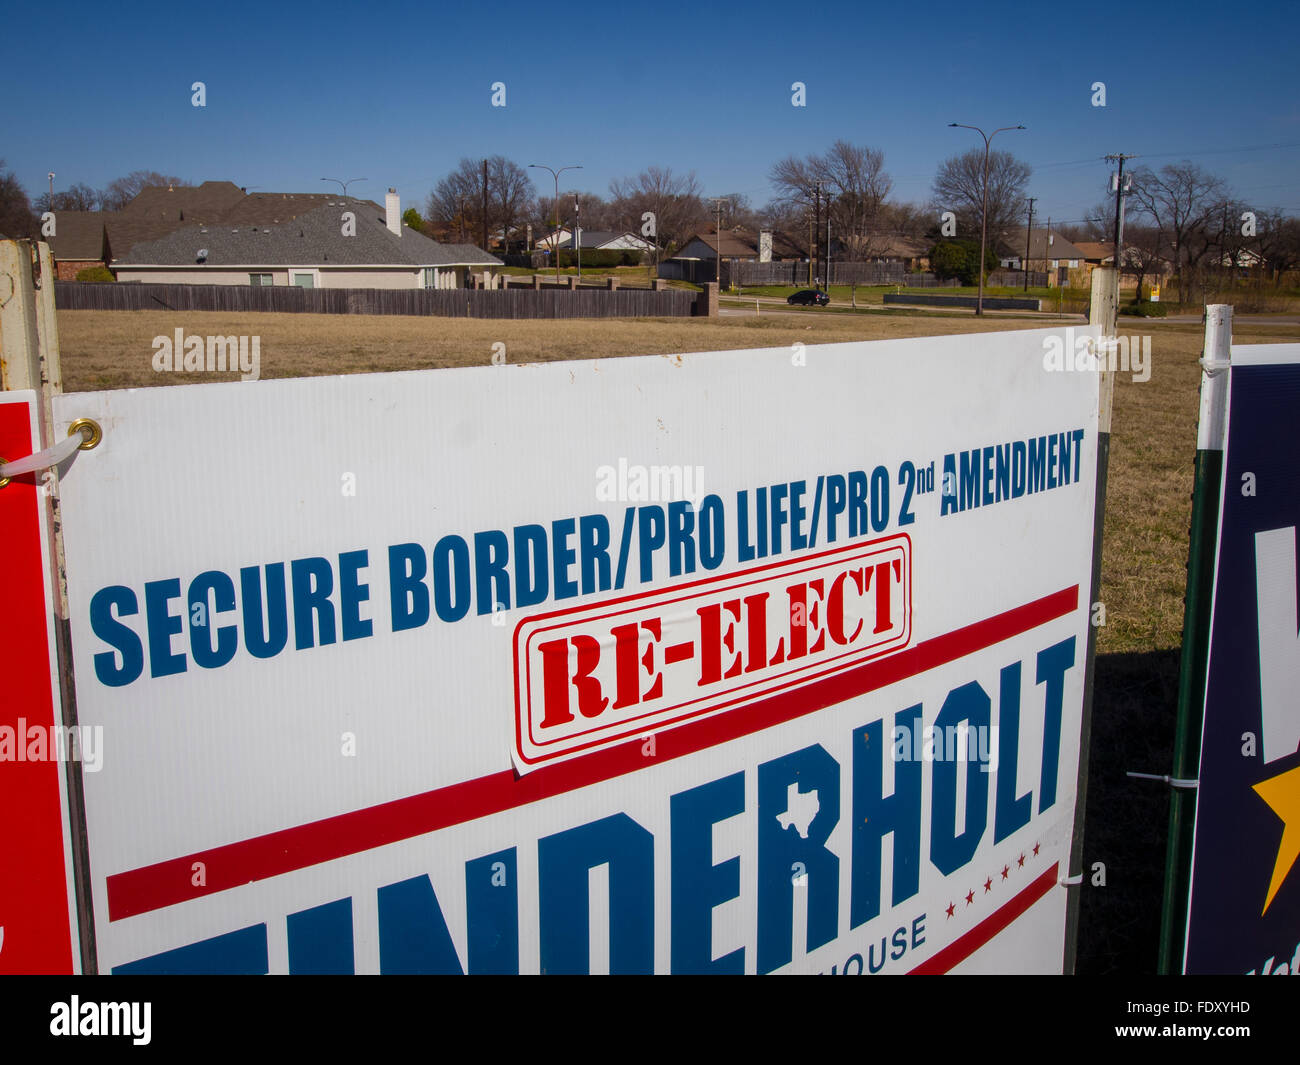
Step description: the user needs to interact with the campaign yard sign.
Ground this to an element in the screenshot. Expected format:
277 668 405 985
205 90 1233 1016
1184 344 1300 975
51 328 1099 974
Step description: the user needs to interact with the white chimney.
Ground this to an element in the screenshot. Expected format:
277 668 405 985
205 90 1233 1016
386 188 401 237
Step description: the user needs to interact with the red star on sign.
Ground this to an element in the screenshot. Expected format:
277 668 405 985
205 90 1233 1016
1033 842 1041 857
965 890 974 906
983 877 993 893
946 902 955 919
1018 853 1026 867
1001 865 1010 880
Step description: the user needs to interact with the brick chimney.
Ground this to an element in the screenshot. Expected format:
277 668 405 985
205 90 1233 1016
385 188 401 237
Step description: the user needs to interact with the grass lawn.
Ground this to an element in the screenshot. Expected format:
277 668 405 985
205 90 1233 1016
53 307 1300 973
55 308 1065 390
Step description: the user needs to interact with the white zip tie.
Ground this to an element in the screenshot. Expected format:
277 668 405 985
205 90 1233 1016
1199 357 1231 376
1125 771 1199 789
1059 873 1084 886
0 419 101 483
0 432 83 478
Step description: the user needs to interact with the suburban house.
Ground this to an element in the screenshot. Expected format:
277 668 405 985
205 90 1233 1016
834 232 930 270
47 180 256 278
113 190 502 289
47 213 115 279
554 230 653 253
672 228 804 264
46 181 500 285
997 228 1088 286
1073 240 1114 268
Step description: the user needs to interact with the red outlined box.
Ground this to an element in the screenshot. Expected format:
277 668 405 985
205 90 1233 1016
513 534 911 768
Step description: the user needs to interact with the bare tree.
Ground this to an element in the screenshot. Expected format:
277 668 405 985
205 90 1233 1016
0 160 34 238
1119 223 1170 296
1127 162 1229 302
427 156 537 249
1255 210 1300 281
1082 199 1117 243
608 166 706 257
488 156 535 247
100 171 192 211
821 141 892 259
769 141 893 260
571 191 614 231
714 192 759 230
758 198 810 256
878 201 931 242
34 181 102 213
931 147 1031 247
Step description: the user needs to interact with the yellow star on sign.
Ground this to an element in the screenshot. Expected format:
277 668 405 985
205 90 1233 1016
1252 764 1300 914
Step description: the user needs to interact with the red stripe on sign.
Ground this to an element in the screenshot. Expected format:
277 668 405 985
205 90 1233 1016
0 401 77 973
106 585 1078 922
908 862 1060 974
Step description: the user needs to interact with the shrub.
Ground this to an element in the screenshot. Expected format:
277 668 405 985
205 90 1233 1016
928 240 998 286
75 265 115 282
1124 299 1167 317
555 249 644 268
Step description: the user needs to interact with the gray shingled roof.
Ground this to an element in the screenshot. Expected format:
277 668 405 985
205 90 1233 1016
221 193 378 226
558 230 623 249
114 200 502 268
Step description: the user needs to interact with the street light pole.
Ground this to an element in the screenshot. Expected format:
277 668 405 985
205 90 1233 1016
321 177 367 197
948 123 1025 316
529 163 582 284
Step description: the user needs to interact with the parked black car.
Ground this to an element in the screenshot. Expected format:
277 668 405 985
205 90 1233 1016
787 289 830 306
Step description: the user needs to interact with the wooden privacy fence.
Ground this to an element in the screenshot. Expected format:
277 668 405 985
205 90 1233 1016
54 282 702 319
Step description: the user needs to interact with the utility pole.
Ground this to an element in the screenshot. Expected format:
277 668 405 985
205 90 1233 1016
47 172 55 206
575 199 581 281
710 197 726 285
1104 153 1137 292
949 123 1026 315
1024 197 1037 291
826 209 832 290
808 208 814 287
481 159 489 254
1046 216 1051 286
814 182 822 288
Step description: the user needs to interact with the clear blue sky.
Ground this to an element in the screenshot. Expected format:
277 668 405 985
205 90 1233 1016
6 0 1298 225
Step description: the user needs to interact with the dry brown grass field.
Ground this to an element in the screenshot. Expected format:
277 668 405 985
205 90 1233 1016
55 308 1300 973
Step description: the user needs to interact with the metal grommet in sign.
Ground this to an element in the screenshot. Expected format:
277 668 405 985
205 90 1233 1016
0 458 9 489
68 418 102 450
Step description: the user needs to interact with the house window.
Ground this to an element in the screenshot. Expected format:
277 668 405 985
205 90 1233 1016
423 267 437 288
292 272 315 289
249 273 273 286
